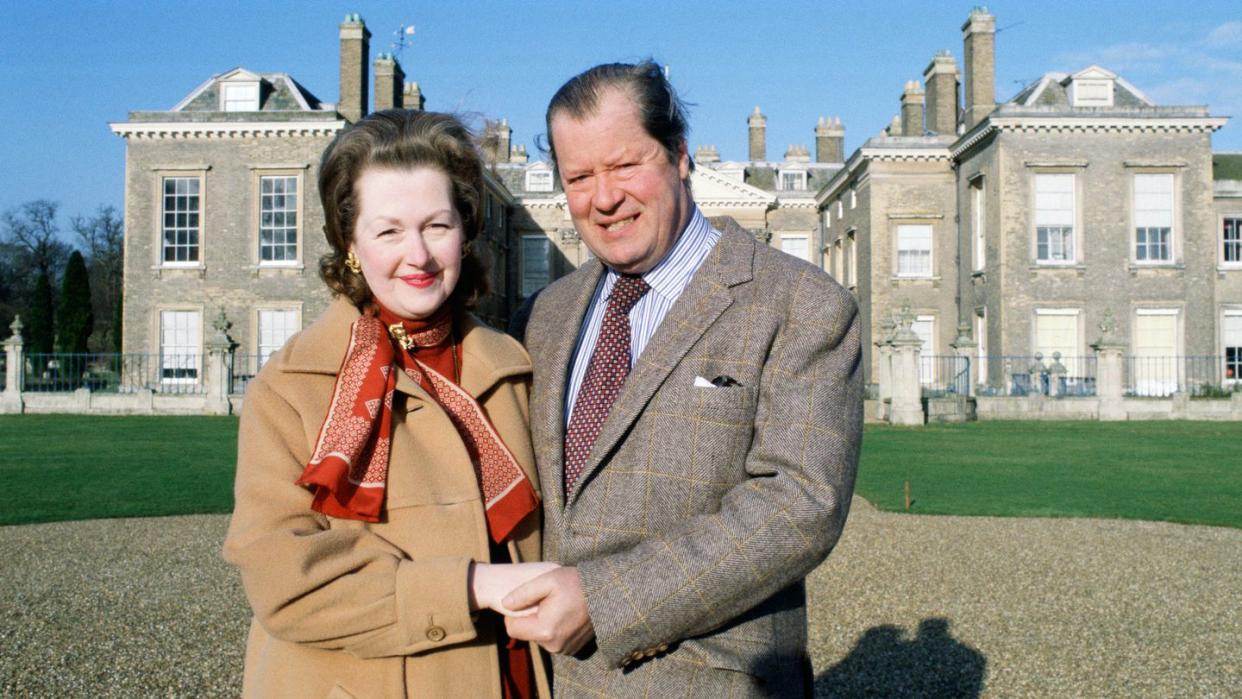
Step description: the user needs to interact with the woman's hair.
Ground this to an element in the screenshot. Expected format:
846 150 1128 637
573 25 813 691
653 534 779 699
317 109 489 309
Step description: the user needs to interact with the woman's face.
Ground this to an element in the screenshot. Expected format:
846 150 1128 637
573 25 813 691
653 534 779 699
350 166 464 320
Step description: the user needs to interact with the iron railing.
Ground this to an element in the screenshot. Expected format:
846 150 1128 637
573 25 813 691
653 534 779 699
920 355 971 397
1125 355 1237 397
20 353 207 395
983 354 1097 397
230 353 262 395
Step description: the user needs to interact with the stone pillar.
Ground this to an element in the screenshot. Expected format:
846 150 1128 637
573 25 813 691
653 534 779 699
889 309 924 426
748 106 766 162
204 309 235 416
1048 352 1067 398
875 317 896 421
815 116 844 164
901 80 926 137
1093 345 1125 421
950 321 976 397
338 14 370 123
1028 353 1046 397
2 316 24 414
962 6 996 130
923 50 960 136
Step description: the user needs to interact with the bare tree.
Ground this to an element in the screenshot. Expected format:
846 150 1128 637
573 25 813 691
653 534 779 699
71 206 125 351
2 200 70 280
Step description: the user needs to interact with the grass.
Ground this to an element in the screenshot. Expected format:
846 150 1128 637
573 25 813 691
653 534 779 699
0 416 1238 529
857 421 1241 529
0 415 239 525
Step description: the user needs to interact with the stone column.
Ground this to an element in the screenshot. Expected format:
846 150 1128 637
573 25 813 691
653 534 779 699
1048 352 1067 398
1027 353 1046 398
2 316 24 414
950 321 976 397
889 308 924 426
875 317 896 421
1092 310 1126 421
204 309 235 416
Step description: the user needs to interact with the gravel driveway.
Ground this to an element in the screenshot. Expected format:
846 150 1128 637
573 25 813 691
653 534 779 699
2 499 1238 697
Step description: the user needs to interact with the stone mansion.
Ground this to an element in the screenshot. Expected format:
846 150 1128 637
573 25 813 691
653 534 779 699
110 8 1240 394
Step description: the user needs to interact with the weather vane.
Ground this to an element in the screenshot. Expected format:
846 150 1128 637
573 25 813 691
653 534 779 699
392 23 416 59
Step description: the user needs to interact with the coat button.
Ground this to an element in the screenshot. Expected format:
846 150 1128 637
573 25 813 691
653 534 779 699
426 626 447 642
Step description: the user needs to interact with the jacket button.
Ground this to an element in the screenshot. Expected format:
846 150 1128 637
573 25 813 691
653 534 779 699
426 626 447 642
656 642 669 652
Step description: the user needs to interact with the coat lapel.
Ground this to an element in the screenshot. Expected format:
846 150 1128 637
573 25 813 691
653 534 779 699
531 262 605 511
565 228 757 507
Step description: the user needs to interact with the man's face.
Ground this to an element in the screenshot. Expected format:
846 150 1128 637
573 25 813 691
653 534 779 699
550 88 692 275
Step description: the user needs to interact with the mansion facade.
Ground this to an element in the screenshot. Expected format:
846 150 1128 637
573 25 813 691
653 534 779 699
110 10 1238 395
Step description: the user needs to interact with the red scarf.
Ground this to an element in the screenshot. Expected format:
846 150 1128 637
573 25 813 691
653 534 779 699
295 304 539 544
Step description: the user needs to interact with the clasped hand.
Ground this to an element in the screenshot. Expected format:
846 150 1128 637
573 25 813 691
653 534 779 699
469 562 594 655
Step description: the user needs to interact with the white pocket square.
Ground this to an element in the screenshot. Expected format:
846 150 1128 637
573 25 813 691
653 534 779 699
694 376 715 388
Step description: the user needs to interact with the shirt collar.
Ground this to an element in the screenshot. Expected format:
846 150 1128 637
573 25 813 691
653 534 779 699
602 206 716 303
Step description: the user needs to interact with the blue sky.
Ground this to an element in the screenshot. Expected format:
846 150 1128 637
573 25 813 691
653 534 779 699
1 0 1240 228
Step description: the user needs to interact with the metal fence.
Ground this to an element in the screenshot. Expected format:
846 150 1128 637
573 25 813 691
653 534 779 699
230 353 262 395
20 353 207 395
920 355 970 397
1125 355 1237 397
983 354 1098 397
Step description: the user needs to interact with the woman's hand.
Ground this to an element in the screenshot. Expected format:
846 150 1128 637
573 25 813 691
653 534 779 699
468 562 561 616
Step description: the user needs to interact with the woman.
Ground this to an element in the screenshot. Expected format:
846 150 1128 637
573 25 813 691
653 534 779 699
224 110 554 698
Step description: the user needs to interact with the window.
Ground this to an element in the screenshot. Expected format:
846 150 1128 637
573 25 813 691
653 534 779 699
1133 309 1179 396
780 234 809 262
1221 217 1241 265
833 239 843 281
162 176 201 265
849 188 857 209
846 231 857 287
160 310 200 383
779 170 807 191
975 309 988 386
896 224 932 277
1224 311 1242 384
259 176 298 264
1035 173 1075 263
1134 173 1173 263
521 235 550 296
1070 79 1113 107
824 208 832 227
525 170 554 192
221 82 260 111
971 178 986 271
912 315 935 386
1034 309 1080 375
836 200 844 218
257 309 299 368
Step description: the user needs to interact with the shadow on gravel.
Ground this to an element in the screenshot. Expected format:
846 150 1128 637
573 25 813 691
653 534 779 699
814 618 985 698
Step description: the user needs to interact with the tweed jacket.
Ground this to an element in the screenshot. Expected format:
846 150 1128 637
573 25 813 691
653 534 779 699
525 226 863 698
223 298 551 699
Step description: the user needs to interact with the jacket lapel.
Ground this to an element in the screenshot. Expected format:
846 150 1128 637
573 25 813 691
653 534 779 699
565 228 757 507
532 262 605 512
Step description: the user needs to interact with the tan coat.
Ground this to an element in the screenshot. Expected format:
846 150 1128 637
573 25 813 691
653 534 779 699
224 298 551 699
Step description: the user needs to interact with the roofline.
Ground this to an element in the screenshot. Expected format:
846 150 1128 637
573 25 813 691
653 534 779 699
109 119 346 139
816 145 951 204
951 114 1229 159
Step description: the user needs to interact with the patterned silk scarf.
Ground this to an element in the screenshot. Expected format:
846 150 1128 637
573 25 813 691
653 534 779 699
295 303 539 544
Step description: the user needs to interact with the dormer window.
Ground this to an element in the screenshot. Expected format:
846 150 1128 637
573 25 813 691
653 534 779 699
525 169 554 192
221 82 260 111
779 169 807 191
1067 67 1116 108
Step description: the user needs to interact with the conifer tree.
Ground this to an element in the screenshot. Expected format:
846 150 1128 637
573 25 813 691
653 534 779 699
57 251 94 354
26 271 54 354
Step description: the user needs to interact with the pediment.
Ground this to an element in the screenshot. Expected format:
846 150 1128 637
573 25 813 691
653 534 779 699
218 67 263 83
1069 65 1117 82
691 166 776 207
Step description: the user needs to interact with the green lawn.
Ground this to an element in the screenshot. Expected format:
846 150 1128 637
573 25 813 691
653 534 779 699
0 415 239 525
858 421 1241 529
0 416 1238 529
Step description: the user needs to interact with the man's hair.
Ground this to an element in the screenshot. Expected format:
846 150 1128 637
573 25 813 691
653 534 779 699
544 60 693 178
317 109 489 309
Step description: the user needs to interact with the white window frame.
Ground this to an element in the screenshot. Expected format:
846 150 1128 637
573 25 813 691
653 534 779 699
896 224 933 278
1220 215 1242 268
975 308 988 386
846 230 857 288
836 200 844 218
1070 79 1114 107
525 169 554 192
778 169 807 192
833 239 843 281
159 309 201 384
912 314 936 386
256 307 301 368
971 177 986 271
220 81 260 111
159 174 204 267
1034 173 1077 265
1133 172 1175 265
521 234 551 297
257 174 300 266
1132 308 1182 396
1223 308 1242 385
1033 308 1083 376
849 188 857 209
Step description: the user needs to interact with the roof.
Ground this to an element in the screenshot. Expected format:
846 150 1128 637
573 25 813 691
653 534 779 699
164 67 330 115
1214 154 1242 181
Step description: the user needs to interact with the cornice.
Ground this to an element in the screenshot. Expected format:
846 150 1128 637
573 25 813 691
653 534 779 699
952 115 1227 159
109 120 346 140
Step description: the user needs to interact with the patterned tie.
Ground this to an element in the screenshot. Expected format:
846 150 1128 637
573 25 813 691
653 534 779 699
563 274 651 496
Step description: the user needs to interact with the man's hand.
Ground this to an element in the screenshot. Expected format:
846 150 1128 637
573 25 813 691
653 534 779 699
503 566 595 655
469 562 561 616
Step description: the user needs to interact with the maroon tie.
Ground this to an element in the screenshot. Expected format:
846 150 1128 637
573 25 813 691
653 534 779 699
563 275 651 496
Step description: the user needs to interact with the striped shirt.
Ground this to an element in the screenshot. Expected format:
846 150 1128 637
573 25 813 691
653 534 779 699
565 207 721 424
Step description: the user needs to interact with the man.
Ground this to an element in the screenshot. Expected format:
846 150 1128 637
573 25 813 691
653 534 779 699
504 62 862 697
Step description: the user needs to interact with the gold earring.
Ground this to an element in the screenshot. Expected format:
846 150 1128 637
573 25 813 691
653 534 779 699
345 251 362 274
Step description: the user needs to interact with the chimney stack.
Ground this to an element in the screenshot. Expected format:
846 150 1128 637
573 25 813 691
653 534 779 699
748 106 767 162
901 80 926 137
373 53 404 111
784 144 810 163
923 50 960 136
962 6 996 129
403 82 425 111
483 118 512 164
694 145 721 163
815 116 845 163
887 114 902 137
338 13 370 123
509 145 529 164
